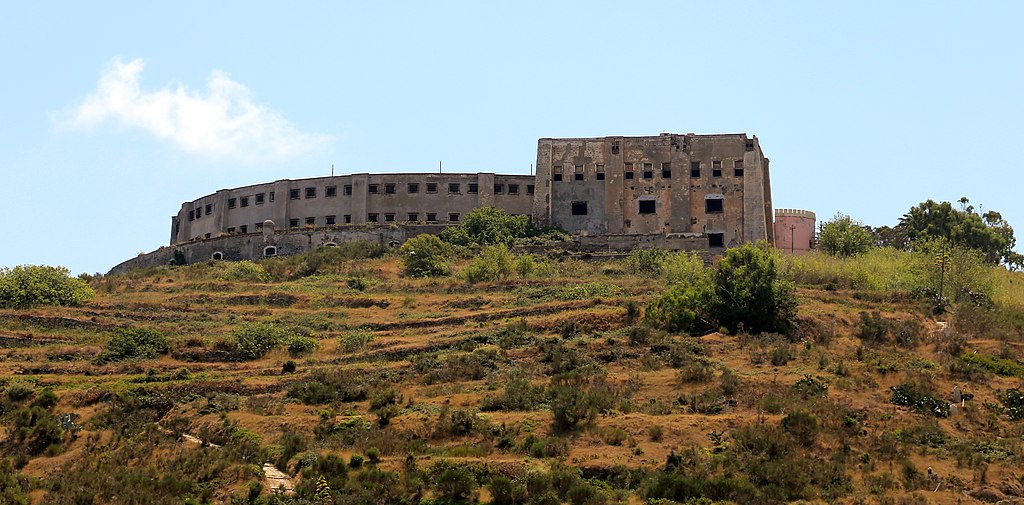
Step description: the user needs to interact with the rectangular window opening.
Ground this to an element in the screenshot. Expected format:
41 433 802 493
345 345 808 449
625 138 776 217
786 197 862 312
343 185 352 195
690 162 701 178
368 184 379 194
643 162 653 179
527 184 535 195
448 212 460 222
408 213 419 222
305 187 316 199
305 217 316 226
408 183 419 193
638 200 656 214
289 218 299 228
426 212 437 222
494 183 503 194
290 189 300 200
468 183 479 194
385 183 396 194
239 225 248 233
325 215 336 225
448 183 461 194
255 193 265 204
367 213 379 223
344 214 352 224
709 233 725 247
228 198 237 209
705 198 724 213
269 191 275 202
384 213 395 222
571 201 588 216
240 197 249 207
326 186 337 197
508 184 519 195
426 183 438 193
661 162 672 179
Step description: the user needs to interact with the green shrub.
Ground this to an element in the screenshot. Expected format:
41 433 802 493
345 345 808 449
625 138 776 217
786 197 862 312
890 382 950 418
856 311 890 345
439 206 530 247
220 261 270 282
818 213 873 257
399 234 452 277
780 411 819 447
99 328 169 362
0 265 94 309
1000 388 1024 420
624 248 669 277
287 335 319 357
550 373 598 431
461 244 514 283
431 460 478 501
489 475 526 505
338 330 373 352
287 369 367 405
233 322 292 359
960 353 1024 377
647 243 796 335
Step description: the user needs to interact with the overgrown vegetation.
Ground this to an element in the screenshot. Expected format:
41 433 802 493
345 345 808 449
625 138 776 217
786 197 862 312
0 264 95 308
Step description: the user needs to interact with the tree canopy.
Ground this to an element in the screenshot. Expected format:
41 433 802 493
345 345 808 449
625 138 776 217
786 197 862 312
818 213 873 257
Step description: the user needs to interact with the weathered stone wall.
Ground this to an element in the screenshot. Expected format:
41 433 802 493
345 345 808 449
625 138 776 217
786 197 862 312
534 133 774 252
172 173 535 244
111 224 446 275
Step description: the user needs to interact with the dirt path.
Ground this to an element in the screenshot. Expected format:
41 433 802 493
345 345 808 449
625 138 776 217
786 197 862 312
262 463 296 495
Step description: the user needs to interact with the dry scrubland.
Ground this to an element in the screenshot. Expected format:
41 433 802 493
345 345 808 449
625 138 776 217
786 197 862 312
1 245 1024 505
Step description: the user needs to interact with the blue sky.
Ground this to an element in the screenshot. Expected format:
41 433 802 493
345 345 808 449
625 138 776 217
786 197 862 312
1 2 1022 274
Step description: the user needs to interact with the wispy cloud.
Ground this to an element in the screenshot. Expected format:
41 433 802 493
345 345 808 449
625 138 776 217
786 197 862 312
65 57 330 161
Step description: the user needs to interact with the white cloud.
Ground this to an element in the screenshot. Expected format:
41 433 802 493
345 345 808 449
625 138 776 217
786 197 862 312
66 57 330 161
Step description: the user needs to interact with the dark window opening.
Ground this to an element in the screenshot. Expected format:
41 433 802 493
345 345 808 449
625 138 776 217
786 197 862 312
426 183 437 193
448 213 460 222
596 172 605 180
624 171 634 180
571 201 588 216
745 140 754 151
527 185 535 195
639 200 656 214
344 214 352 224
575 173 584 181
368 213 379 223
305 187 316 199
426 212 438 222
326 186 337 197
204 233 211 239
326 215 336 225
690 162 701 178
305 217 315 226
408 183 419 193
289 218 299 228
205 204 213 215
468 183 479 193
643 163 653 179
713 168 722 177
264 246 277 257
228 198 237 209
212 251 223 260
735 168 744 177
255 222 263 230
662 162 672 179
256 193 265 204
553 173 563 181
709 233 725 247
705 198 724 213
240 197 249 207
574 164 584 181
508 184 519 194
290 189 300 200
368 184 379 194
553 164 563 181
239 225 248 233
269 191 275 202
494 183 503 194
448 183 460 194
344 185 352 195
385 183 396 194
611 143 620 154
408 213 419 222
188 210 195 221
596 164 605 180
384 213 395 222
227 227 235 234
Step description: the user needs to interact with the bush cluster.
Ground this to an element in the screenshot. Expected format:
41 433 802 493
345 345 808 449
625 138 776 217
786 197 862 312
646 243 796 335
399 234 452 277
99 328 170 362
0 265 95 309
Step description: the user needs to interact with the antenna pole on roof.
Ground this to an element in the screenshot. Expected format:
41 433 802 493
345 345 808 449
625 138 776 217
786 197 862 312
331 164 334 177
439 161 442 173
530 163 533 176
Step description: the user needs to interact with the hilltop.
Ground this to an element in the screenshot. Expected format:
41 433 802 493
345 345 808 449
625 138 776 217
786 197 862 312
1 243 1023 505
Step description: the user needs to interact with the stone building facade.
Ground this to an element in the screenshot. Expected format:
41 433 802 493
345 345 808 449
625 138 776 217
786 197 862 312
534 133 774 251
170 133 773 253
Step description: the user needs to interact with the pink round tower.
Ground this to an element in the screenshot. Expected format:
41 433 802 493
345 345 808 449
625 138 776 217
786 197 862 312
774 209 816 254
